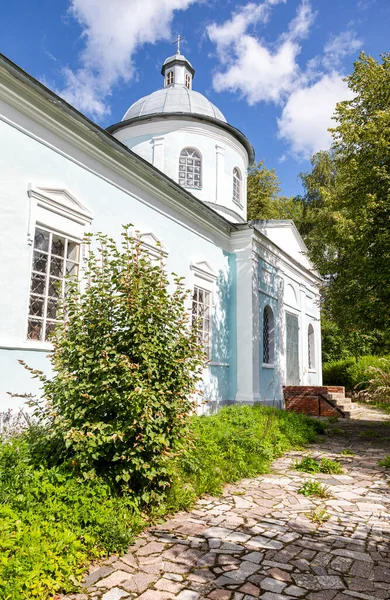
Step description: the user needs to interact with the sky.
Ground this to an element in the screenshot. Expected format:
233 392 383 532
1 0 389 196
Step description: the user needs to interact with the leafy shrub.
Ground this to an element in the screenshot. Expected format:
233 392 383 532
323 354 390 393
0 436 143 600
21 227 205 501
0 405 323 599
299 479 330 498
293 456 343 474
359 359 390 403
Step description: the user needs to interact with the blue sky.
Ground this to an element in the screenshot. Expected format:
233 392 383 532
1 0 389 195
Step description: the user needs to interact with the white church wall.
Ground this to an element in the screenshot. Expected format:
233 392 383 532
0 99 237 412
113 119 248 220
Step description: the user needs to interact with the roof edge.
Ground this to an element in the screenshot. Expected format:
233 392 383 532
107 113 255 164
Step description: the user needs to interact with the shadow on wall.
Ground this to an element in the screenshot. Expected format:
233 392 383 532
202 258 234 414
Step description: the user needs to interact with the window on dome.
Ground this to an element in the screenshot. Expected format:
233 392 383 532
185 73 191 89
167 71 174 86
178 148 202 189
233 167 242 205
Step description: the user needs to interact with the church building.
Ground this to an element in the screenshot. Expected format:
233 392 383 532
0 46 322 412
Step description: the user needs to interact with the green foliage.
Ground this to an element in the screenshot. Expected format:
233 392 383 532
299 53 390 342
22 227 205 500
341 448 355 456
323 354 390 392
378 455 390 468
165 405 323 511
307 506 331 524
359 358 390 403
321 314 385 363
247 160 281 220
299 479 330 498
293 456 343 474
0 436 143 600
359 429 381 438
0 405 322 598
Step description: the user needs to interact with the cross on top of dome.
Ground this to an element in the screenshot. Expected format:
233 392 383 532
172 34 185 55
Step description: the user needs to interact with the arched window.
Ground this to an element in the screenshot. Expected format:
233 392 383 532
233 167 242 205
167 71 174 86
308 324 315 369
185 73 191 89
263 305 275 364
178 148 202 189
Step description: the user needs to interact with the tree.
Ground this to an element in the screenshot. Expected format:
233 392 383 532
23 227 205 501
301 53 390 343
247 160 281 220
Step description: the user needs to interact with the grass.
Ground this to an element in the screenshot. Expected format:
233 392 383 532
293 456 344 474
359 429 381 438
378 455 390 468
299 479 331 498
341 448 355 456
0 405 323 600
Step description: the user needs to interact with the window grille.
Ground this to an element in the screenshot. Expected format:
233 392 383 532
192 285 211 358
167 71 174 86
27 227 79 342
185 73 191 89
233 167 242 205
308 324 315 369
179 148 202 189
263 305 274 364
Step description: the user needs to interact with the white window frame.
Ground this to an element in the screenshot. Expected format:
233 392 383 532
232 167 242 206
308 323 316 371
178 147 202 190
136 232 168 263
25 186 93 349
190 262 217 362
166 70 174 86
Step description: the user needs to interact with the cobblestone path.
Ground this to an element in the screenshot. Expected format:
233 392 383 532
67 407 390 600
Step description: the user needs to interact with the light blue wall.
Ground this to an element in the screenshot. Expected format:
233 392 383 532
0 114 237 411
258 259 283 406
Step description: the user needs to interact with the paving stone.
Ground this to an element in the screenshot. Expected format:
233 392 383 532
260 577 287 593
85 566 114 587
95 570 133 589
101 589 129 600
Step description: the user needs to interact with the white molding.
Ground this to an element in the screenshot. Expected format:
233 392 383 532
136 231 168 259
190 260 217 283
28 186 93 225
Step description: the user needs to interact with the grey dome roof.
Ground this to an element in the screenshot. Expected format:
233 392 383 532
163 53 193 69
122 87 227 123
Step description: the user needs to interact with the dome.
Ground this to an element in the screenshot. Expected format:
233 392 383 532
122 86 227 123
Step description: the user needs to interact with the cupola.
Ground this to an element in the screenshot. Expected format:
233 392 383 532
161 35 195 90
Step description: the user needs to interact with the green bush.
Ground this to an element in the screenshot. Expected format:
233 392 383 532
0 405 323 598
21 227 205 501
323 354 390 392
0 436 144 600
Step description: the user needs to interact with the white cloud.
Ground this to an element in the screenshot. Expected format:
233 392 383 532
57 0 198 119
323 29 363 69
207 0 315 105
208 2 360 159
277 72 354 158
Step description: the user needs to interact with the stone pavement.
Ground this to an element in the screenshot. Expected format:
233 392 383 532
65 406 390 600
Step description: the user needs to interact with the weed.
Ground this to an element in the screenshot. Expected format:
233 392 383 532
293 456 344 474
378 455 390 468
299 480 331 498
359 429 381 438
341 448 355 456
331 427 344 435
319 458 344 474
307 506 331 524
327 416 339 424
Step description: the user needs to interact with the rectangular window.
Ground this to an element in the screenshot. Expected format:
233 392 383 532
27 227 80 342
192 285 212 358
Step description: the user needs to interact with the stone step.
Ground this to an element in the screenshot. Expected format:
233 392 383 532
328 392 347 400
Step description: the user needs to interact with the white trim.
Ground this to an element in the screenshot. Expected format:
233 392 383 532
190 261 217 284
262 363 275 369
136 232 168 259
